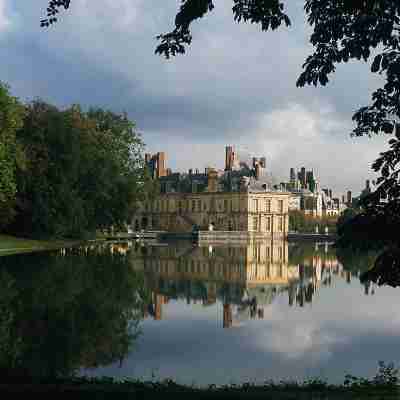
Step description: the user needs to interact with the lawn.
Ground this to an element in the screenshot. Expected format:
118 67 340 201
0 235 82 256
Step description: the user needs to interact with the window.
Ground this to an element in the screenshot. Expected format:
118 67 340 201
198 200 201 211
265 246 270 260
265 199 271 213
224 199 228 211
253 217 258 231
266 217 271 232
278 200 284 213
192 200 196 212
278 217 283 232
178 201 183 214
278 246 283 260
253 199 258 212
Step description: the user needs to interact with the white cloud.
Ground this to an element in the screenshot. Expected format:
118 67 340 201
0 0 11 32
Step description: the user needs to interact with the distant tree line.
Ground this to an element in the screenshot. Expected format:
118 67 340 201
289 210 337 234
0 82 146 239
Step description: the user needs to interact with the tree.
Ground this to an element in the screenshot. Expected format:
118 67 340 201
10 100 144 238
0 83 25 230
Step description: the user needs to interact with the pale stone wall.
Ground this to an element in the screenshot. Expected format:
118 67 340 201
132 191 290 235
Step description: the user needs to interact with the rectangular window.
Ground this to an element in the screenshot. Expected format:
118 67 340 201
265 246 270 260
278 200 284 213
278 246 283 261
178 201 182 213
265 199 271 213
266 217 271 232
192 200 196 212
198 200 201 211
224 199 228 211
253 217 258 231
278 217 283 232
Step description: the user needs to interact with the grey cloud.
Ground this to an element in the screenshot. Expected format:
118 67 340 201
0 0 389 194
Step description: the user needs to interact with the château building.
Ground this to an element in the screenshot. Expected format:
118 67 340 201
132 147 290 235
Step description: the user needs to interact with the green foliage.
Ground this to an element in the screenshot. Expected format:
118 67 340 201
344 361 399 389
9 100 144 239
0 82 25 230
289 210 337 233
360 246 400 287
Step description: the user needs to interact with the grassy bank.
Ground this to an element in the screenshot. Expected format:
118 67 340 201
0 377 398 399
0 235 85 256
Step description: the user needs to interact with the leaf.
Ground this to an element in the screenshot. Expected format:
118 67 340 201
371 54 382 73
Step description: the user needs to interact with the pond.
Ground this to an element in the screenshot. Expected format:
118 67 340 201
0 239 398 385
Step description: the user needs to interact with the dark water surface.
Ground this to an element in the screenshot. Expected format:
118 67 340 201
0 240 398 385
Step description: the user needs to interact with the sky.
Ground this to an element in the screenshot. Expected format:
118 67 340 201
0 0 390 196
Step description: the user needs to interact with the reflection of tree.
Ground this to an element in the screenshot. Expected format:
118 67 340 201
288 242 336 266
0 247 149 378
336 247 379 275
360 247 400 288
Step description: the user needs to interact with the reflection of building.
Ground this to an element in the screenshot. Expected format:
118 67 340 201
223 303 233 328
131 240 355 327
132 240 298 328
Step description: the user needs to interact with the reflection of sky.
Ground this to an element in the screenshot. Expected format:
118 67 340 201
84 279 400 386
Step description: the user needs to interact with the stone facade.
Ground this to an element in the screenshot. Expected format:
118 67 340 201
132 191 290 236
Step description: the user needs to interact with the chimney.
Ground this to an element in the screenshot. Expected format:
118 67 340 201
156 152 166 178
347 190 352 205
255 163 262 180
225 146 234 171
207 168 218 193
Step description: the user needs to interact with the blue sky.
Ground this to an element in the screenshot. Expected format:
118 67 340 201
0 0 389 196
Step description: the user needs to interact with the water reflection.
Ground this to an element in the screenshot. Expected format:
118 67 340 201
0 239 393 384
0 244 149 378
131 240 373 329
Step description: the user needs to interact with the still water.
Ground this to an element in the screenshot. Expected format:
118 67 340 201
0 239 398 385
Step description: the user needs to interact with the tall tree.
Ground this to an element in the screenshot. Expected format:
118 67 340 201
11 100 144 238
0 83 25 230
